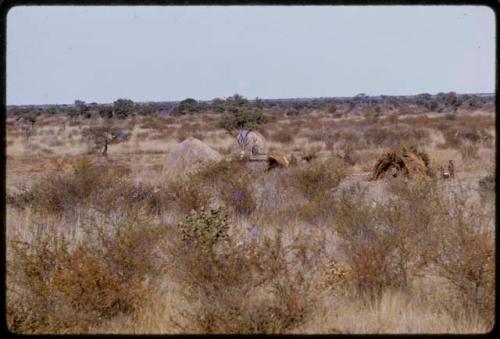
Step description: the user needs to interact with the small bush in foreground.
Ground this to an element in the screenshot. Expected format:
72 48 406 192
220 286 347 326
7 214 167 334
333 178 495 323
164 226 323 334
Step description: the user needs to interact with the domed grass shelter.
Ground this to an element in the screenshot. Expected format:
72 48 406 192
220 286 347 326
163 137 222 181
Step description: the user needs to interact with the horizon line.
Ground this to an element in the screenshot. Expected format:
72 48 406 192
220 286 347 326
6 91 496 107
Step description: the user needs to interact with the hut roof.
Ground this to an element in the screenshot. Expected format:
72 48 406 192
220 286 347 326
163 137 222 180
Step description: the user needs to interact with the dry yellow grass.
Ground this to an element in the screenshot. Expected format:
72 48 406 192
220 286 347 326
6 109 495 334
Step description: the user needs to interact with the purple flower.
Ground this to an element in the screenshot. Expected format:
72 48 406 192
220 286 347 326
388 138 399 146
134 176 142 187
116 196 125 203
108 237 118 247
232 190 242 201
248 225 258 238
180 142 189 150
116 131 126 142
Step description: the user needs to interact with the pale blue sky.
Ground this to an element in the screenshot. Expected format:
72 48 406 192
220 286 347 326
7 5 495 105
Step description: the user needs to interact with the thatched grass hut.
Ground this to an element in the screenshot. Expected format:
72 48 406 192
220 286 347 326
162 137 222 181
370 146 433 180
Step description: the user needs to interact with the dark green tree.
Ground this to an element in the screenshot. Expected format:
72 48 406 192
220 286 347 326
217 106 267 133
113 99 135 119
211 98 225 113
225 93 248 107
173 98 201 115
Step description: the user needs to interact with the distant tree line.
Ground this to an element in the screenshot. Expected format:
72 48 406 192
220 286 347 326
7 92 493 121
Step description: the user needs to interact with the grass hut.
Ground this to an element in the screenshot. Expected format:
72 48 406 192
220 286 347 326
163 137 222 181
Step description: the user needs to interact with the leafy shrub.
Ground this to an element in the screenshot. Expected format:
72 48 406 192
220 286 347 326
164 227 322 334
172 98 202 116
7 214 167 333
178 207 229 248
217 107 268 133
113 98 136 119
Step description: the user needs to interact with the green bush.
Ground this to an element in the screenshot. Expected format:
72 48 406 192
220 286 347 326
217 106 268 132
179 206 229 248
172 98 202 116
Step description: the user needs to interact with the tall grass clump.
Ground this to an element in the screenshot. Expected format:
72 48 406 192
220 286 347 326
333 178 495 326
427 187 495 325
6 157 166 217
289 161 346 201
271 128 295 143
478 169 495 203
166 177 213 215
7 212 168 334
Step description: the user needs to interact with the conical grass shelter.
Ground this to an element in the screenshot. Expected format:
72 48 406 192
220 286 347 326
163 137 222 181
